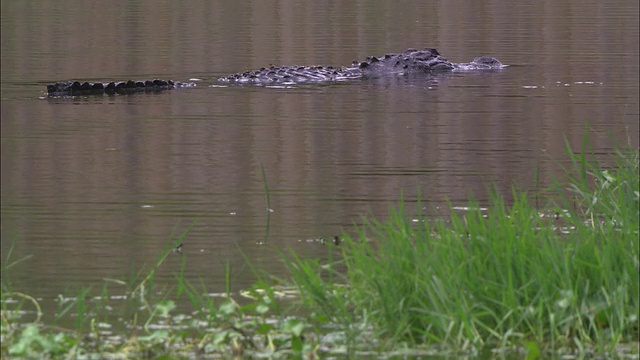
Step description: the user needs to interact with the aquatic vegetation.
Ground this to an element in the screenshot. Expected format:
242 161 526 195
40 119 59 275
1 223 319 359
1 136 638 358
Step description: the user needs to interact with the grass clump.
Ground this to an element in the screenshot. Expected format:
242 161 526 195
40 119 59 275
285 141 639 356
1 224 320 359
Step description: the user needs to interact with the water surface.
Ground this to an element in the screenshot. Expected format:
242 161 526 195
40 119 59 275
1 0 638 315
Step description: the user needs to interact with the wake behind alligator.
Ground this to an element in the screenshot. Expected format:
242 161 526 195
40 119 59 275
46 48 505 96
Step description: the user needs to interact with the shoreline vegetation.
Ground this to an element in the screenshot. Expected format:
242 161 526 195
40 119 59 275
2 138 638 359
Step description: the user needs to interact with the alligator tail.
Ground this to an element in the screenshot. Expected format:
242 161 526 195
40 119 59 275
46 79 177 96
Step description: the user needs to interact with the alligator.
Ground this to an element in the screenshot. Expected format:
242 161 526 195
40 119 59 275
46 47 505 96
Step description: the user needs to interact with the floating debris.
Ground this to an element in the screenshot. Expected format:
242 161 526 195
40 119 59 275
172 243 183 255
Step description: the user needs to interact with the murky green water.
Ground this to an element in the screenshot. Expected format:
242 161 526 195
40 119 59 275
1 0 638 323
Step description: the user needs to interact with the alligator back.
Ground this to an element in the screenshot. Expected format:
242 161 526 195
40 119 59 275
218 65 362 84
355 48 454 75
218 47 455 85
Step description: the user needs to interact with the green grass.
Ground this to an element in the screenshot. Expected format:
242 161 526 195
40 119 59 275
1 137 638 358
284 141 639 356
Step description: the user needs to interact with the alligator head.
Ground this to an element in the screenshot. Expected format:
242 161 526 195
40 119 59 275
453 56 506 71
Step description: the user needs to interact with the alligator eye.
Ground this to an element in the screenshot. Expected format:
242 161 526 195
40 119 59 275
359 62 369 68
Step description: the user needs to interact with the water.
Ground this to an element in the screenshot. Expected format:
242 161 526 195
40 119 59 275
1 0 638 316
